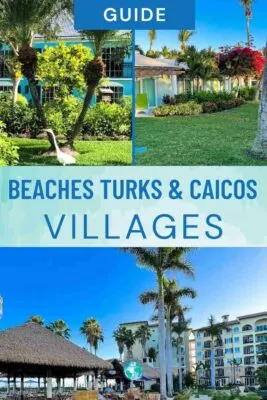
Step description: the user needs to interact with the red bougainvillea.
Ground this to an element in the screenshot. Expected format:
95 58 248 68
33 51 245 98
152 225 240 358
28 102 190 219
217 46 265 78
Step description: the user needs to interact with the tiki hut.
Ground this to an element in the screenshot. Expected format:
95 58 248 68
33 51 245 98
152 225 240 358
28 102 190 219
0 322 112 398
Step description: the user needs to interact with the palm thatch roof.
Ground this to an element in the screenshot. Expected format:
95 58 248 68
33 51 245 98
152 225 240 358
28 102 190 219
0 323 112 377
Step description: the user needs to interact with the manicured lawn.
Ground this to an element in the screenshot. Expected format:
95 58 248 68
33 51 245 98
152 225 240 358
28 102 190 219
11 138 132 166
135 103 266 166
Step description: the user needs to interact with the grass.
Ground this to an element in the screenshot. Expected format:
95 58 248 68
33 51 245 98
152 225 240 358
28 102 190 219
135 103 266 166
11 138 132 166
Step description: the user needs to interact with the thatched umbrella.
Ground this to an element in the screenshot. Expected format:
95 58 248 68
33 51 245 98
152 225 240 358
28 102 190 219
0 322 112 399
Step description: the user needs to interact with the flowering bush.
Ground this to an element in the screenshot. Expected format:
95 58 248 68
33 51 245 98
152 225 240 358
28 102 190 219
0 121 19 166
202 102 218 113
154 102 202 117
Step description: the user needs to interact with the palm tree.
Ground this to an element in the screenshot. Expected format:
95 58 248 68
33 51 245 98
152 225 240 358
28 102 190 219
113 326 127 361
0 0 71 129
149 30 157 52
178 30 194 53
48 320 71 339
28 315 45 325
80 318 104 355
135 325 151 358
161 46 170 59
240 0 254 47
140 278 196 396
204 316 227 389
123 328 135 360
69 30 131 149
228 358 241 384
123 248 195 400
251 44 267 157
148 347 158 363
172 315 192 392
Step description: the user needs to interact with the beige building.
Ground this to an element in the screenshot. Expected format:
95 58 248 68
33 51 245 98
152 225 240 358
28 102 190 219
194 312 267 387
120 321 195 377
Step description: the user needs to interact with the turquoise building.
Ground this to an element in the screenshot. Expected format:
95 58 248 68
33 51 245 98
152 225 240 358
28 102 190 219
0 13 132 104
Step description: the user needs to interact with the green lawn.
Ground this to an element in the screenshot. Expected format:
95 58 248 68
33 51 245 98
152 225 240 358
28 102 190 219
135 103 266 166
11 138 132 166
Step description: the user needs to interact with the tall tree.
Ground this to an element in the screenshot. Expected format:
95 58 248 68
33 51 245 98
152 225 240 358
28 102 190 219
0 44 22 104
134 325 151 359
48 319 71 339
80 318 104 355
123 248 195 400
251 44 267 157
140 278 196 396
113 326 127 361
149 30 157 52
28 315 45 325
68 30 131 149
178 30 194 53
0 0 72 129
204 316 227 389
240 0 254 47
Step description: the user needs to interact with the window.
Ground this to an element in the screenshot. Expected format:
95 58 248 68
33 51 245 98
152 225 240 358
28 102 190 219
233 327 239 333
225 338 233 344
256 325 267 332
196 332 201 338
225 348 233 354
234 337 240 343
197 342 202 347
42 87 57 103
197 351 202 357
0 50 11 78
0 85 12 92
102 47 125 78
98 86 124 103
235 347 240 353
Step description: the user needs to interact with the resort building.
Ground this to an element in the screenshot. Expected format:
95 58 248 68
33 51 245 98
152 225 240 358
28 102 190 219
194 312 267 388
119 321 195 379
0 13 132 104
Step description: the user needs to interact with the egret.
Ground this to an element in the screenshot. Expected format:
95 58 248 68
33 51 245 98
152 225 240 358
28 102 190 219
43 128 76 166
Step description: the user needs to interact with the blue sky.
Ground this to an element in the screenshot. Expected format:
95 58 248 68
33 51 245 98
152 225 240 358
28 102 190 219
0 248 267 360
136 0 267 52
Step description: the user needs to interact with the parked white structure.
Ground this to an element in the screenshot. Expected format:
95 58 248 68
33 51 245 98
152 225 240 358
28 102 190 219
194 312 267 387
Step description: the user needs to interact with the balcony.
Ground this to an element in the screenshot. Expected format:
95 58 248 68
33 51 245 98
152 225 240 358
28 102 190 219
256 335 267 344
244 346 254 355
244 356 255 365
243 335 254 344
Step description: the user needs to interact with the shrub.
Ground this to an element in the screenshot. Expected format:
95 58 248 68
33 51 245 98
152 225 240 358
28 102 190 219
150 383 160 393
239 86 257 101
44 95 83 139
211 391 230 400
154 101 202 117
0 92 39 137
174 392 190 400
83 101 131 139
172 91 236 105
202 102 218 113
0 121 19 166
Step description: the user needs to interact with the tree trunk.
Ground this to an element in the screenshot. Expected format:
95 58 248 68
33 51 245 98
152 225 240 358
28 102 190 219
165 313 173 397
157 271 167 400
246 17 250 47
255 76 263 101
210 342 216 389
178 343 183 392
11 77 21 105
68 84 95 148
251 51 267 156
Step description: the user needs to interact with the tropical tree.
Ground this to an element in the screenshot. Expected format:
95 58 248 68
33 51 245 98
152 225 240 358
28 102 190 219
135 325 151 358
161 46 170 59
251 44 267 157
204 316 227 389
28 315 45 325
37 42 93 99
123 328 135 360
140 278 196 396
48 319 71 339
148 347 158 362
67 31 131 149
255 366 267 386
228 358 241 384
123 248 195 400
172 316 192 392
0 44 22 104
113 326 127 361
80 318 104 355
0 0 72 129
148 30 157 52
178 30 194 53
240 0 254 47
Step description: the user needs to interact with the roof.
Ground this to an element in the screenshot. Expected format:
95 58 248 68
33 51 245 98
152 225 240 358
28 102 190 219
135 52 186 78
0 323 112 374
35 12 81 40
238 311 267 320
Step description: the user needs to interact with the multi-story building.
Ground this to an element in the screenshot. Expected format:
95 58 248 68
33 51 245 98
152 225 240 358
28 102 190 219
119 321 195 377
194 312 267 387
0 13 132 104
